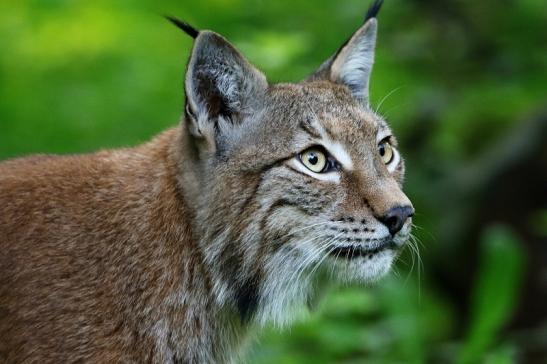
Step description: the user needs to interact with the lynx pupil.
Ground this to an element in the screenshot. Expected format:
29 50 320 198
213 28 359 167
379 144 385 156
308 153 318 165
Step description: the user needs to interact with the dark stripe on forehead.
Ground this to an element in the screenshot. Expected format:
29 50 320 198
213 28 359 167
299 118 321 139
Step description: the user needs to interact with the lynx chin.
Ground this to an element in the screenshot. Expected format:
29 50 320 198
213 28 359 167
0 1 414 362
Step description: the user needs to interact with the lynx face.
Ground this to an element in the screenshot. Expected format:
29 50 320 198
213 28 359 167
177 4 413 326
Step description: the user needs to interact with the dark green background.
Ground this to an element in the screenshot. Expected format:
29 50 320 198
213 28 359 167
1 0 546 363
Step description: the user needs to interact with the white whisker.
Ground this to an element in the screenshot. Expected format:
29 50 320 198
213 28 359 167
303 233 344 283
375 85 403 114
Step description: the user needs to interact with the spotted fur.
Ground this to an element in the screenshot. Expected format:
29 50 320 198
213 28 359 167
0 3 413 363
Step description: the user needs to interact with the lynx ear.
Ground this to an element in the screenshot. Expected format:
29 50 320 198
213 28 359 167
308 1 381 105
185 31 268 141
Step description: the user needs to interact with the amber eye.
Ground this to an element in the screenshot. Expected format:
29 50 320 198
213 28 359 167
378 140 394 164
300 148 327 173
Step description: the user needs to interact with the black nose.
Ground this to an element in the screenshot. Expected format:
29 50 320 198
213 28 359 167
379 206 414 236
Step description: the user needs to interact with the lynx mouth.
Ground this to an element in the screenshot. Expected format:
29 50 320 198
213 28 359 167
328 241 396 260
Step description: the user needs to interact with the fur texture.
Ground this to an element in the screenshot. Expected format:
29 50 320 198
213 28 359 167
0 4 413 363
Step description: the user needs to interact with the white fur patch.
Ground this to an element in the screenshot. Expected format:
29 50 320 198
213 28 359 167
324 140 353 170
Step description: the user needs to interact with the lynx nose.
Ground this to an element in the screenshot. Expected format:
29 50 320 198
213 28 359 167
379 206 414 236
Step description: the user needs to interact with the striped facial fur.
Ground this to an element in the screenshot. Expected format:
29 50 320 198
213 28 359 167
181 2 414 327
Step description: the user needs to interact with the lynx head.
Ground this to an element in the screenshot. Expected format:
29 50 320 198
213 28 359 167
173 0 413 326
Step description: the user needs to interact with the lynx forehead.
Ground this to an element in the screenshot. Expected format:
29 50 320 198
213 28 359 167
0 1 414 363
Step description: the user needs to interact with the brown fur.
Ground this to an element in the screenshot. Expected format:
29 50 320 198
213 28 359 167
1 130 218 362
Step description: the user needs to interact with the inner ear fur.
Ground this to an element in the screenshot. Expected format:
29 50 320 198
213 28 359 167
307 16 379 106
184 31 268 140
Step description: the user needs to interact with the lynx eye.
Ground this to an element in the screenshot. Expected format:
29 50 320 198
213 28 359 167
300 148 327 173
378 140 394 164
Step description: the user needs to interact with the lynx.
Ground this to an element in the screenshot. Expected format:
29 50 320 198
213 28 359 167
0 1 414 362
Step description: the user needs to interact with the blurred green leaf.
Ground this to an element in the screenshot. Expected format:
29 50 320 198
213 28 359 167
483 343 517 364
457 226 525 364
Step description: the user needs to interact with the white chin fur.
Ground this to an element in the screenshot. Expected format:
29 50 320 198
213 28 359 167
253 247 396 328
328 249 396 284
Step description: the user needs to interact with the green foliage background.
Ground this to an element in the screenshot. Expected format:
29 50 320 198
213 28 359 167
1 0 545 363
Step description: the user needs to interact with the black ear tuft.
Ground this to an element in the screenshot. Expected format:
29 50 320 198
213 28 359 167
364 0 383 22
165 15 199 39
